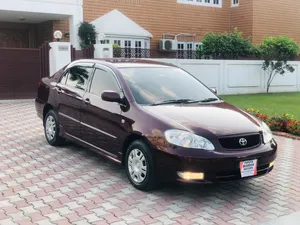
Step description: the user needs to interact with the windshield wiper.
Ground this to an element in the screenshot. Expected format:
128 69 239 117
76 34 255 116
151 99 200 106
199 98 219 103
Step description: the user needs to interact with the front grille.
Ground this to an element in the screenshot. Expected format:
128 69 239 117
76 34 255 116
218 134 261 150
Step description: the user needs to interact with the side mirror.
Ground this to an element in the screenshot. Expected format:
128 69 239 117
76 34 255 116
210 88 217 95
101 91 122 103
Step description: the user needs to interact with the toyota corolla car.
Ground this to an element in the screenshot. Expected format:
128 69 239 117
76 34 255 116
35 59 277 191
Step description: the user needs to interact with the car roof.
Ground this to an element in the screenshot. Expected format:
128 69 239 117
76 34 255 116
69 58 176 69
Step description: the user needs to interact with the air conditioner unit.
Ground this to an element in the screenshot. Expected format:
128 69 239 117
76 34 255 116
159 39 178 51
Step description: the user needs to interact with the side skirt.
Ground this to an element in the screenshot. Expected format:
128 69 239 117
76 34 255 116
59 126 122 165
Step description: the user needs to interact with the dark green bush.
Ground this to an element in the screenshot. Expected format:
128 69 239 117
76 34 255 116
197 28 254 59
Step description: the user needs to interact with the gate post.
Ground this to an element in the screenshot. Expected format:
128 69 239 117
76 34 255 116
40 42 50 78
49 42 71 76
94 44 112 58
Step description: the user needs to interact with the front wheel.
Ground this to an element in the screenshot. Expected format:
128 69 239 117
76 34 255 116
125 140 157 191
44 110 65 146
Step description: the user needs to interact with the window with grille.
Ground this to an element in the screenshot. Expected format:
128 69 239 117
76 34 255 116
187 43 193 59
177 43 185 59
135 41 142 58
124 40 132 58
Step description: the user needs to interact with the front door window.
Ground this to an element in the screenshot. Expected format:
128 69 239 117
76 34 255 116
90 68 120 97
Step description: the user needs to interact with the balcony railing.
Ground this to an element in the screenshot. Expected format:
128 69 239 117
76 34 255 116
113 48 151 58
177 50 201 59
113 48 202 59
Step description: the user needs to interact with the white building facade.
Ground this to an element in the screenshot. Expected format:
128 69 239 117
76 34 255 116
0 0 83 49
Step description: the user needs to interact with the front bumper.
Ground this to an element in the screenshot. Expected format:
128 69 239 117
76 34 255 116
155 140 277 183
177 160 274 184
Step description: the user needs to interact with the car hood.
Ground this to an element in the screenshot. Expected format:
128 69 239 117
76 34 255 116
142 102 262 137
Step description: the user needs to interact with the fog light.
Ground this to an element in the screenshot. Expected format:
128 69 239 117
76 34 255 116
177 172 204 180
269 161 275 168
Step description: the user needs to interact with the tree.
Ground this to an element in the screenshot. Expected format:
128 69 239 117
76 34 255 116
197 28 254 59
257 36 299 93
78 22 97 49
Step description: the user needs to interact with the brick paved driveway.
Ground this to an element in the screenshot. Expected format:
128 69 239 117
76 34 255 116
1 101 300 225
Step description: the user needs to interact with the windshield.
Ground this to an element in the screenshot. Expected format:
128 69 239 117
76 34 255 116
119 66 219 105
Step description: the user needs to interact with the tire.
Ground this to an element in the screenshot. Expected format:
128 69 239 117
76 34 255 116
125 140 157 191
44 110 65 146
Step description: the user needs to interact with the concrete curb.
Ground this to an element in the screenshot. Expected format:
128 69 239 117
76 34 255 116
0 99 34 104
260 211 300 225
273 132 300 141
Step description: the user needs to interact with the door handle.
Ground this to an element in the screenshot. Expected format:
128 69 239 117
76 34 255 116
56 87 64 94
84 98 90 105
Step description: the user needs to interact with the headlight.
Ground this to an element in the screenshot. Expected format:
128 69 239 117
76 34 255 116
164 129 215 150
262 122 273 143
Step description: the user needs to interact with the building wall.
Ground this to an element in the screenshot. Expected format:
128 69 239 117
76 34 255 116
52 0 300 51
0 22 30 48
0 0 83 49
36 21 54 47
253 0 300 44
230 0 253 40
83 0 231 49
0 21 61 48
53 20 70 42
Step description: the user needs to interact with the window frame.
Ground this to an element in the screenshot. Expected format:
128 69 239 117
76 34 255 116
177 0 222 8
59 63 95 92
231 0 239 7
87 64 123 98
59 70 69 85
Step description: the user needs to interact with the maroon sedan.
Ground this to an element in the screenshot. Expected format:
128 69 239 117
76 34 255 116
35 59 277 191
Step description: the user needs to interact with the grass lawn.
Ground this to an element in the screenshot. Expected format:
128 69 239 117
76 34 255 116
220 92 300 120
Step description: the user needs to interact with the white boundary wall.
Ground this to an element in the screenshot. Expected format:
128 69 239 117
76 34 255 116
149 59 300 95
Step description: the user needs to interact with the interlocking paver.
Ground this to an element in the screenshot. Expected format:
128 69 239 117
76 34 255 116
1 101 300 225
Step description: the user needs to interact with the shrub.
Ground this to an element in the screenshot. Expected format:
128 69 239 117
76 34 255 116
113 44 121 58
78 21 97 49
256 36 300 93
197 28 254 59
246 108 296 133
246 108 269 122
286 120 300 136
267 117 286 132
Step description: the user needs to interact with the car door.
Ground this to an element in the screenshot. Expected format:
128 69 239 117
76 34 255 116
56 63 94 138
80 65 124 158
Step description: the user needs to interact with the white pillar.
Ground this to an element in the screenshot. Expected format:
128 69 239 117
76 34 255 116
49 42 71 76
69 7 83 50
94 44 113 58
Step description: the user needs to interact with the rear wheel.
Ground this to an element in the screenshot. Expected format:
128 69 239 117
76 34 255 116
44 110 65 146
125 140 157 191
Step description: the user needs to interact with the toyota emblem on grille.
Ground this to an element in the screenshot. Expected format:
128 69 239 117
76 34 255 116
239 138 247 146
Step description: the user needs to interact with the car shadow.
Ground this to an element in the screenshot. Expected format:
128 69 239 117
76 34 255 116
56 141 263 199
